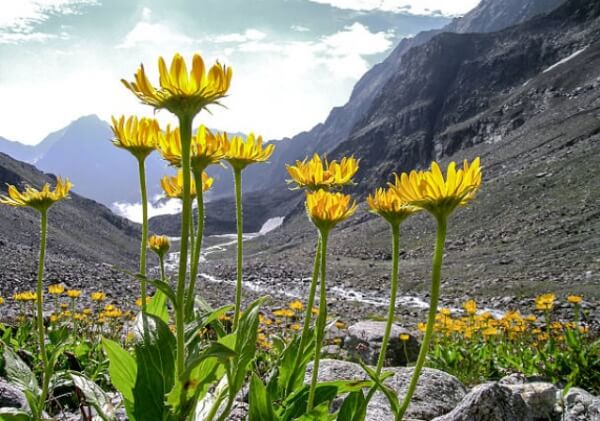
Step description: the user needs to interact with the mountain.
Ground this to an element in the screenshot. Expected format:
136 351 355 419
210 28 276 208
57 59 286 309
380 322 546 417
217 0 600 303
0 137 37 163
0 151 142 298
205 0 566 198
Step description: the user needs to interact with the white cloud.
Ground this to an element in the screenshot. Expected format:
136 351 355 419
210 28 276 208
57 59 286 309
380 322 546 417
116 8 195 48
307 0 480 17
212 29 267 43
291 25 310 32
112 198 182 223
0 0 98 44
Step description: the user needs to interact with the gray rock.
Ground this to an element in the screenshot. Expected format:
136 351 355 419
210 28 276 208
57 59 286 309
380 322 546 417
305 359 466 420
562 387 600 421
432 382 531 421
0 378 29 411
506 382 558 420
344 321 420 367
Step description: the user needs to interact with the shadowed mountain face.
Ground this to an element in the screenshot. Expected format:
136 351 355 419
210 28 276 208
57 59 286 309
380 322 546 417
0 152 142 296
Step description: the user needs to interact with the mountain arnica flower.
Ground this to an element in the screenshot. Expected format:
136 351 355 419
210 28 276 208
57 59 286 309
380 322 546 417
286 153 359 191
161 170 213 199
0 177 72 417
148 235 171 259
392 158 482 420
364 186 420 402
121 53 232 118
304 189 357 411
222 132 275 329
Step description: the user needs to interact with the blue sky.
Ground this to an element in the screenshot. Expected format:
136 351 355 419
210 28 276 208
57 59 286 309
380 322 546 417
0 0 479 144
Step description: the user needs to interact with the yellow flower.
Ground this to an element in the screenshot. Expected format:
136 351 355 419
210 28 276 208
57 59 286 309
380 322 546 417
311 307 319 316
417 322 427 332
567 295 583 304
60 303 68 310
13 291 37 302
289 300 304 312
535 294 556 311
161 170 213 199
482 327 498 337
0 297 4 305
290 323 301 331
391 158 482 217
110 115 162 160
286 154 359 191
148 235 171 257
335 321 347 330
439 308 452 316
462 299 477 315
121 53 232 116
399 333 410 341
0 177 72 212
67 290 82 299
91 292 106 302
104 304 116 312
48 284 65 295
135 296 152 307
83 308 92 315
273 309 295 318
367 187 420 225
222 132 275 170
159 125 225 172
305 190 357 231
50 314 59 323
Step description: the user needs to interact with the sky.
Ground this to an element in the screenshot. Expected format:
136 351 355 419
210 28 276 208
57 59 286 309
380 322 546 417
0 0 479 145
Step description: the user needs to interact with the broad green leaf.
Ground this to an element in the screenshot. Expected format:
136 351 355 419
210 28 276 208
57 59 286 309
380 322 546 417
147 290 169 324
146 278 177 309
337 390 366 421
1 342 39 394
132 315 176 421
295 401 335 421
70 372 116 421
0 407 33 421
358 362 399 414
102 338 137 404
249 373 279 421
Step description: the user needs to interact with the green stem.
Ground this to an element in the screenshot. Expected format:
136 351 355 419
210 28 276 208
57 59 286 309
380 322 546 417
159 255 166 283
376 222 400 376
397 215 447 420
36 210 50 418
175 114 193 375
232 168 243 331
186 171 205 319
137 157 149 338
307 229 329 412
287 237 321 395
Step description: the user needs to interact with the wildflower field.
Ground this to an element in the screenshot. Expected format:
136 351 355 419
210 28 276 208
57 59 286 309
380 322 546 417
0 52 597 421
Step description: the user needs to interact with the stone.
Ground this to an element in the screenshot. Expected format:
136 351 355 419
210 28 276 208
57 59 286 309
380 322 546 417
0 378 29 411
305 359 466 421
432 382 531 421
562 387 600 421
344 321 420 367
506 382 558 420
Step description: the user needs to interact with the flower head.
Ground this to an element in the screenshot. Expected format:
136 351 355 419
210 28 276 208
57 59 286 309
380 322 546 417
91 292 106 302
535 293 556 311
289 300 304 312
462 299 477 315
0 177 72 212
567 295 583 305
305 190 357 231
111 115 162 160
48 284 65 295
222 132 274 170
161 170 213 199
121 53 232 117
67 290 82 299
399 334 410 341
286 154 359 191
158 125 225 172
13 291 37 302
391 158 482 218
148 235 171 257
367 187 420 225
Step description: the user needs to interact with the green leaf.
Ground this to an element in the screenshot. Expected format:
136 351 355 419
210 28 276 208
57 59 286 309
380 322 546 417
1 341 40 394
358 362 399 414
0 407 33 421
70 372 116 421
132 314 176 421
337 390 366 421
295 401 335 421
249 373 279 421
147 290 169 324
102 338 137 403
146 278 178 309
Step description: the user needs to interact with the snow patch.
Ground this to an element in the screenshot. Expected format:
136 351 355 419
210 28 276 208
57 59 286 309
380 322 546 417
543 47 588 74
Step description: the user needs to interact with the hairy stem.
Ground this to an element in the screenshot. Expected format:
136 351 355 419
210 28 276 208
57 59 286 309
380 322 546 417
233 168 243 330
175 114 193 375
36 210 50 418
137 157 149 338
307 229 329 411
397 216 447 420
185 171 205 319
288 237 321 395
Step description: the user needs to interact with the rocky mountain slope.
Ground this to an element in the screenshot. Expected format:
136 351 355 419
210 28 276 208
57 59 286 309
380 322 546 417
0 152 142 299
203 0 600 316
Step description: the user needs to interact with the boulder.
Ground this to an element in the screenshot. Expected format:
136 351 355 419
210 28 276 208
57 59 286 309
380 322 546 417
562 387 600 421
305 359 466 420
344 321 420 367
506 382 558 420
432 382 531 421
0 378 29 411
